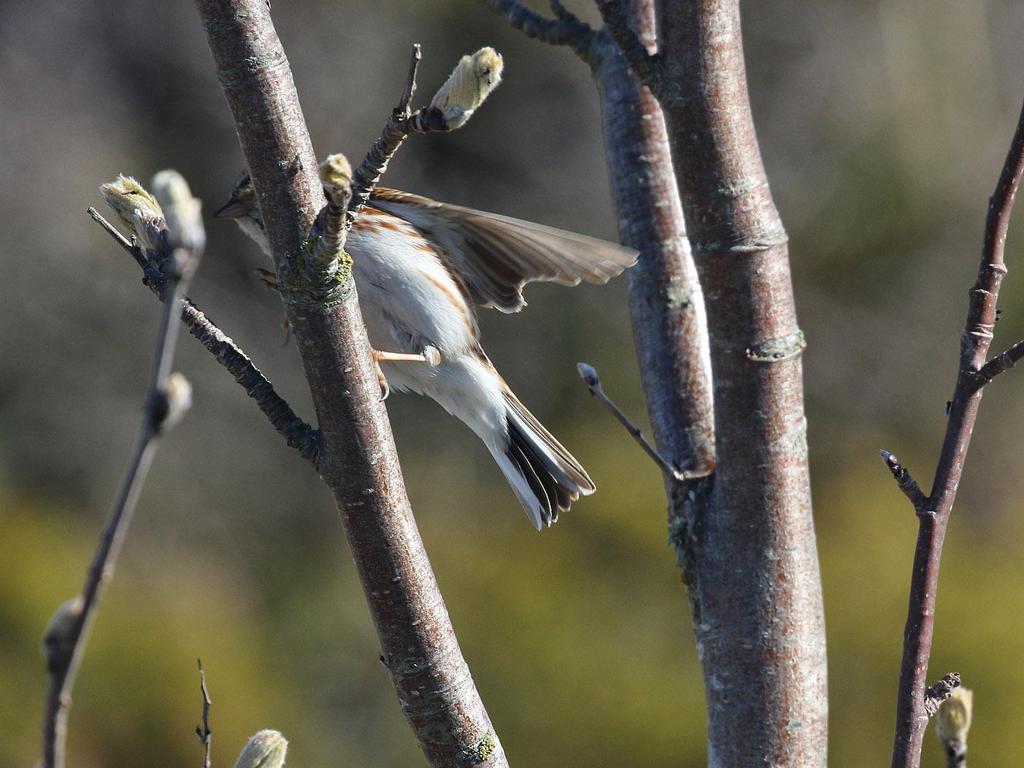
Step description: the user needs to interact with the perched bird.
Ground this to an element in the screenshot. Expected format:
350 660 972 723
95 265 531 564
216 172 637 529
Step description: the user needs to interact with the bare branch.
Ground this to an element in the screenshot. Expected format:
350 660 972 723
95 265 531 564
974 337 1024 383
891 94 1024 768
880 450 929 513
923 673 961 718
486 0 594 58
88 206 148 270
89 208 320 467
42 173 204 768
195 659 212 768
398 42 421 114
194 3 505 764
577 362 706 482
348 44 504 223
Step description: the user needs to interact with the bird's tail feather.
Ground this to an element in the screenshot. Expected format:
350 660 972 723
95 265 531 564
493 389 595 530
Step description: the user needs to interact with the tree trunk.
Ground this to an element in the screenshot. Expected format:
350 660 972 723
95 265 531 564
656 1 828 764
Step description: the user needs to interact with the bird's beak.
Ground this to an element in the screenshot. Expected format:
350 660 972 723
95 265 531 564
214 198 247 219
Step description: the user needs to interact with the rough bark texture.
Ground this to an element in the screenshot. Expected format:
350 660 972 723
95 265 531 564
591 3 715 485
656 1 828 764
194 3 505 765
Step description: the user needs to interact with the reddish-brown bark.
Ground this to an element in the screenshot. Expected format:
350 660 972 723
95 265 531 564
653 1 827 763
194 2 506 765
889 97 1024 768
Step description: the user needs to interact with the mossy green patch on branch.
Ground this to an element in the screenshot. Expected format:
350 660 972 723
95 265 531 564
278 246 354 311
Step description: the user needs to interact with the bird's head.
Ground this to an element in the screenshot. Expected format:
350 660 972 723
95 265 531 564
215 170 272 256
215 170 259 222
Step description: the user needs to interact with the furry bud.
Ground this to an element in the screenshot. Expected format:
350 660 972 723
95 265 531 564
100 174 166 252
429 47 504 129
318 153 353 207
935 687 972 748
233 729 288 768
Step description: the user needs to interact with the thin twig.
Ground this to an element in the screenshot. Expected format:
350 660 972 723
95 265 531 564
974 337 1024 383
347 43 502 223
88 207 147 270
42 175 204 768
486 0 594 58
577 362 705 482
346 44 425 222
398 42 421 114
890 95 1024 768
195 659 212 768
880 451 929 513
88 208 320 467
923 673 960 718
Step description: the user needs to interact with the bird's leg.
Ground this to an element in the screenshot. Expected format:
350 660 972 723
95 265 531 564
373 347 441 366
371 346 441 401
251 270 293 345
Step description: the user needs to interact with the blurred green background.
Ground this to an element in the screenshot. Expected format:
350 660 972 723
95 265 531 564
2 1 1024 765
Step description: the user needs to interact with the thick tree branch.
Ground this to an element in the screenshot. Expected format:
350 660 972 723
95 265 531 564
635 1 827 763
497 0 718 753
890 95 1024 768
194 3 505 765
42 173 203 768
593 0 665 101
89 207 320 467
582 2 716 569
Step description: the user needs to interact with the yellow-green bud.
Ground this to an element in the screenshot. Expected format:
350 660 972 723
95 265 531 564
935 687 972 746
233 730 288 768
100 174 165 251
429 47 504 129
318 153 353 207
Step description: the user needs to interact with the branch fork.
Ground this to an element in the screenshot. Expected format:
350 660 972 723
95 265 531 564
577 362 710 483
888 95 1024 768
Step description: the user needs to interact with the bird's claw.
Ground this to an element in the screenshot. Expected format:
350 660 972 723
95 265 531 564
376 362 391 401
371 346 442 401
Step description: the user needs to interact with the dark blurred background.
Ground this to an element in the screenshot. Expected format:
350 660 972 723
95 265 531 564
2 1 1024 765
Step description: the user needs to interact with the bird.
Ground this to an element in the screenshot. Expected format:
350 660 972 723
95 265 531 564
215 171 637 530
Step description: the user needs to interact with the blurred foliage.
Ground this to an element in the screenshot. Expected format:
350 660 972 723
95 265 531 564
2 0 1024 766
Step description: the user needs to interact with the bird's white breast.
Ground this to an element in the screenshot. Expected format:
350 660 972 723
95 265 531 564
347 210 479 357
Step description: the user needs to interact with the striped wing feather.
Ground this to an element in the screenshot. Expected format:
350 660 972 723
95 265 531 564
369 188 638 313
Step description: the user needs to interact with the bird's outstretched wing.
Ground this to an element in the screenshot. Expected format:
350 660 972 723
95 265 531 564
368 188 638 313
